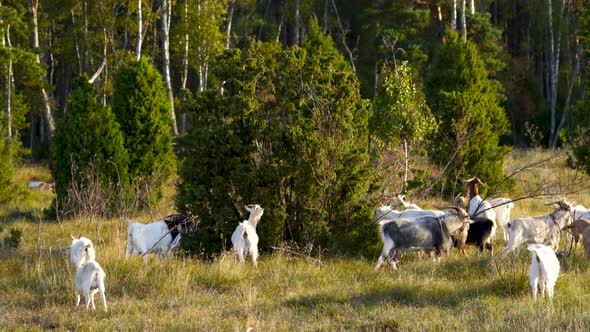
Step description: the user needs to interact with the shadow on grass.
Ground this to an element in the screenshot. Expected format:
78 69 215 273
1 209 38 225
286 279 517 310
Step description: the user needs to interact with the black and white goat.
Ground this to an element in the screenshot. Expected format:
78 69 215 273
126 213 191 263
452 218 495 255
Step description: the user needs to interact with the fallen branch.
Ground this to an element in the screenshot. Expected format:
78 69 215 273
271 246 323 265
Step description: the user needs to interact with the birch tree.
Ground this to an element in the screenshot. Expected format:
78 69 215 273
160 0 178 135
30 0 55 136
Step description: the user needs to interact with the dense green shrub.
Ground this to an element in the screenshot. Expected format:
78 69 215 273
51 75 129 216
425 31 511 192
112 59 176 204
0 121 22 204
177 20 377 256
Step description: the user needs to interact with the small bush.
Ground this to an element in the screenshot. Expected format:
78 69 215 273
4 228 23 249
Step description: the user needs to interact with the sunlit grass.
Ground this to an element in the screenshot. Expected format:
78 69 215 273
2 152 590 330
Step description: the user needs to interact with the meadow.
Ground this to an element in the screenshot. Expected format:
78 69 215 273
2 150 590 331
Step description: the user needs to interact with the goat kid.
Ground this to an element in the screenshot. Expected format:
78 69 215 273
528 243 560 302
69 236 107 311
231 204 264 266
126 213 190 263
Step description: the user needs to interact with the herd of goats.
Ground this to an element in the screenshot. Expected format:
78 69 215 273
66 177 590 311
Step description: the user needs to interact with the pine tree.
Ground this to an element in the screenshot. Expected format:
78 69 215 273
425 32 510 192
112 59 176 204
52 75 129 215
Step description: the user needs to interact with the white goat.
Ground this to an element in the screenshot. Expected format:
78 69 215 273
69 236 107 311
503 200 574 253
373 205 444 224
390 194 422 210
231 204 264 266
489 197 515 242
126 214 189 263
528 243 560 301
573 204 590 220
466 177 497 239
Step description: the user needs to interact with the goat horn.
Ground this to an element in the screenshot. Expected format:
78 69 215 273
437 206 459 212
70 235 76 240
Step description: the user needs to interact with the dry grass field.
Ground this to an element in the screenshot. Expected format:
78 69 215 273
2 149 590 331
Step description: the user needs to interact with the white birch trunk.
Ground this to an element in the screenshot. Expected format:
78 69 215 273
181 0 189 90
160 0 178 135
31 0 55 135
460 0 467 39
83 0 88 72
71 9 82 74
470 0 475 15
3 22 12 139
294 0 300 46
451 0 457 31
547 0 565 148
136 0 143 60
330 0 356 73
225 0 234 49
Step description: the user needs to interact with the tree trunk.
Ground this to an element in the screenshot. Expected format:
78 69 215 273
31 0 55 135
4 25 12 139
71 9 82 74
323 0 329 34
221 0 234 95
460 0 467 39
83 0 89 73
551 40 581 149
136 0 143 60
403 139 408 192
470 0 475 15
547 0 565 148
294 0 300 46
160 0 178 135
181 0 189 90
452 0 457 31
225 0 234 49
330 0 356 73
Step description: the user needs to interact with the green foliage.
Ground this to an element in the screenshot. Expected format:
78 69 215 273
371 62 437 145
0 123 20 204
52 75 129 215
467 12 509 75
425 32 511 191
177 20 376 256
112 59 176 203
